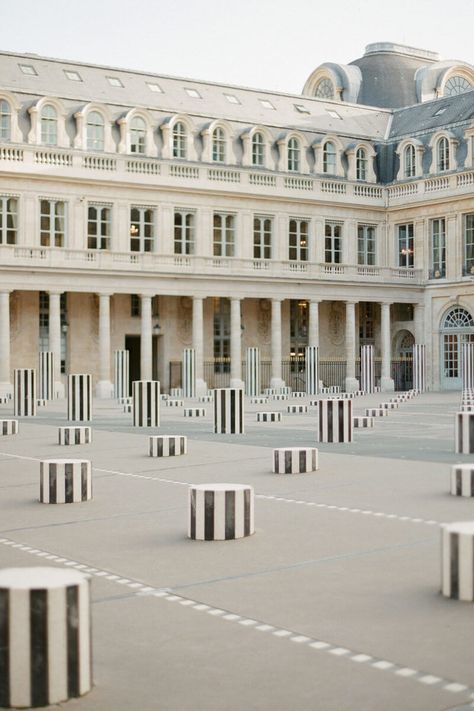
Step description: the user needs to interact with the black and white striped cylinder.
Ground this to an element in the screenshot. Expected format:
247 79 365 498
184 408 206 417
318 399 353 443
149 435 187 457
0 396 9 404
461 405 474 412
118 396 132 405
450 465 474 497
37 399 47 407
0 567 92 708
14 368 36 417
123 403 132 413
455 412 474 453
353 416 374 428
132 380 160 427
279 386 292 395
441 522 474 601
360 345 375 394
165 399 183 407
256 412 282 422
287 404 308 414
273 447 318 474
67 374 92 422
291 391 306 398
0 420 18 436
413 344 426 392
250 396 268 404
182 348 196 398
170 388 183 398
380 401 399 410
38 351 54 401
58 426 92 446
188 483 254 540
305 345 319 395
40 459 92 504
213 388 244 434
113 349 129 400
272 394 288 401
462 342 474 390
245 347 260 397
263 388 276 396
198 395 213 403
365 407 389 417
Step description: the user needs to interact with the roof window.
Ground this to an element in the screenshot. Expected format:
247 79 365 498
259 99 275 110
106 76 124 87
224 93 240 104
64 70 82 82
19 63 37 76
294 104 310 114
146 82 163 93
326 109 342 119
433 106 447 116
184 88 201 98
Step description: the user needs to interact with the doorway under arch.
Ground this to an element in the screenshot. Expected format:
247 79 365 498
440 306 474 389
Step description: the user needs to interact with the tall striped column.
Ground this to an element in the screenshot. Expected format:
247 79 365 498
114 350 129 400
360 345 375 394
0 567 92 708
413 344 426 392
39 351 54 401
462 342 474 391
183 348 196 398
14 368 36 417
245 347 260 397
442 522 474 600
318 399 353 443
67 374 92 422
132 380 160 427
305 345 319 395
214 388 244 434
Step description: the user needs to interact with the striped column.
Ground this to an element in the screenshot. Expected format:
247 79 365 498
353 416 374 428
40 459 92 503
450 465 474 497
360 345 375 394
183 348 196 398
39 351 54 401
188 483 254 540
256 412 282 422
245 347 260 397
213 388 244 434
413 344 426 392
305 345 319 395
273 447 318 474
132 380 160 427
58 426 92 445
149 435 187 457
14 368 36 417
0 420 18 436
462 342 474 390
441 522 474 601
455 412 474 453
318 399 353 443
114 350 129 400
67 375 92 422
0 567 92 708
184 407 206 417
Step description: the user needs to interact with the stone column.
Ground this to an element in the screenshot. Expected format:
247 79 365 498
414 302 425 343
49 291 65 398
96 293 114 398
270 298 285 389
230 297 244 389
381 302 395 391
192 296 207 395
141 294 152 381
345 301 359 392
0 291 12 396
308 299 320 348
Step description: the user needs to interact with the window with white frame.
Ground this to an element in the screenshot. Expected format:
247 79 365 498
41 105 58 146
0 100 11 141
323 141 336 173
212 127 226 163
130 206 154 252
324 222 342 263
437 136 450 172
356 147 367 181
289 219 308 261
288 137 300 172
130 116 146 154
88 205 111 250
252 132 265 167
174 211 195 255
253 216 272 259
404 144 416 178
397 223 414 268
173 122 187 159
430 218 446 278
40 200 66 247
464 213 474 274
357 224 376 266
213 213 235 257
315 78 334 99
86 111 104 151
0 196 17 244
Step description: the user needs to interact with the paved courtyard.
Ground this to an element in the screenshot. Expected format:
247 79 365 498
1 391 474 711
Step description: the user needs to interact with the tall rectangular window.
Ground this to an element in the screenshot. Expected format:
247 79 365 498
213 213 235 257
253 216 272 259
0 196 18 245
174 211 195 255
464 213 474 275
289 219 308 261
357 224 376 266
88 205 111 250
324 222 342 263
130 206 154 252
397 223 414 268
430 218 446 278
40 199 66 247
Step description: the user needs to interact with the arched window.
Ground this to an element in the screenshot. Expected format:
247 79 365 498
444 75 472 97
315 78 334 99
441 306 474 387
41 104 57 146
212 127 226 162
356 148 367 181
173 122 187 159
323 141 336 173
404 144 416 178
0 100 11 141
130 116 146 154
288 137 300 172
86 111 104 151
437 136 450 172
443 307 474 329
252 132 265 167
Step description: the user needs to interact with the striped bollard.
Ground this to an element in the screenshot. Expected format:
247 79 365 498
318 399 353 443
380 402 398 410
114 350 129 400
273 447 318 474
132 380 160 427
353 416 374 428
40 459 92 503
360 345 375 393
250 397 267 404
213 388 244 434
441 522 474 601
170 388 183 398
366 408 389 417
184 408 206 417
149 435 187 457
188 483 254 540
287 404 308 414
39 351 54 401
451 465 474 497
199 395 213 403
413 344 426 392
166 399 184 407
58 426 92 445
305 345 319 395
462 343 474 390
264 388 277 396
67 374 92 422
183 348 196 398
245 347 260 397
14 368 36 417
0 420 18 436
256 412 281 422
455 412 474 453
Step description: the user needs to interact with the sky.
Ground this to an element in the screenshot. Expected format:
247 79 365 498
0 0 473 95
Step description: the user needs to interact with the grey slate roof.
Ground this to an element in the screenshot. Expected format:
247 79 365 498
389 89 474 139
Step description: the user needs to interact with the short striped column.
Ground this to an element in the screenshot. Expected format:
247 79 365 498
365 407 389 417
40 459 92 503
170 388 183 398
123 403 132 413
353 416 374 428
14 368 36 417
273 447 318 474
183 348 196 398
413 344 426 392
279 386 292 395
213 388 244 434
264 388 276 396
165 399 184 407
0 567 92 708
380 401 398 410
114 349 129 400
39 351 54 401
292 392 306 398
318 399 352 443
287 404 308 414
37 399 47 407
256 412 282 422
199 395 213 403
0 420 18 436
67 374 92 422
272 394 288 401
462 342 474 390
305 345 319 396
149 435 187 457
58 426 92 445
441 522 474 600
360 345 375 394
188 483 254 540
450 465 474 497
455 412 474 453
245 347 260 397
250 396 267 404
184 408 206 417
132 380 160 427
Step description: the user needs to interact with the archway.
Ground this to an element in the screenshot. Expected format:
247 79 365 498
440 306 474 389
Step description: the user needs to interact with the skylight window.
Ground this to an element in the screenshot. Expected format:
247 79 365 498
106 76 124 87
294 104 310 114
224 93 240 105
64 70 82 82
326 109 342 119
259 99 275 110
433 107 447 116
185 88 201 98
19 63 37 76
146 82 163 93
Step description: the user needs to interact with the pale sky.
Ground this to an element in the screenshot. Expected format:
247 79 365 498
1 0 473 94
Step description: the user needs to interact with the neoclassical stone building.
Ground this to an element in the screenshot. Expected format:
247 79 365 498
0 41 474 396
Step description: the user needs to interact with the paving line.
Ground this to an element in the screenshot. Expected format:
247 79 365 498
0 534 472 701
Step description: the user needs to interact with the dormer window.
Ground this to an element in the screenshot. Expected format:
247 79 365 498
404 144 416 178
41 105 57 146
444 75 472 96
288 137 300 172
437 136 450 172
173 121 187 159
0 100 11 141
323 141 336 173
315 78 334 99
212 127 226 163
356 147 367 180
86 111 104 151
130 116 146 154
252 132 265 167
